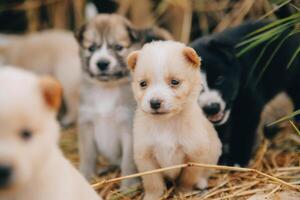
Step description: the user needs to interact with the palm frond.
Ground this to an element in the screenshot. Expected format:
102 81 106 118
236 12 300 55
286 45 300 69
254 30 299 86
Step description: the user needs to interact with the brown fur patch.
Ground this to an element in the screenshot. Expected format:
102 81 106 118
39 76 62 112
127 51 139 71
183 47 201 68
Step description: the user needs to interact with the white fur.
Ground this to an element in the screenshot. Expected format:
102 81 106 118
0 31 81 126
78 74 137 188
131 41 222 200
0 67 101 200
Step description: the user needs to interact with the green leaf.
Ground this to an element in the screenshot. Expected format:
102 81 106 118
245 35 280 86
254 31 298 86
244 13 300 38
287 46 300 69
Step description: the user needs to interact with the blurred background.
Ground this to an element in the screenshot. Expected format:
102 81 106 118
0 0 299 43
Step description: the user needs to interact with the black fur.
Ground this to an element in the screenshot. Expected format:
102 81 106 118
191 21 300 166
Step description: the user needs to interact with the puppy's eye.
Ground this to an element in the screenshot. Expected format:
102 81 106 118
114 44 124 51
20 129 32 141
215 76 224 85
170 79 180 87
88 44 97 52
139 80 147 88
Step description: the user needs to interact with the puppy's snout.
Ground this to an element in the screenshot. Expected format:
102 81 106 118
0 165 12 188
150 99 162 110
203 103 221 115
97 60 110 72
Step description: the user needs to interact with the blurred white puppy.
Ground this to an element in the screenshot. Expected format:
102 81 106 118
0 31 81 126
0 67 101 200
127 41 222 200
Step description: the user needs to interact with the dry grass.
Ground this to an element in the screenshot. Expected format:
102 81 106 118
60 124 300 200
6 0 277 39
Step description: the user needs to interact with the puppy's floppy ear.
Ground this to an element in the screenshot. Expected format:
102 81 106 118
142 26 173 43
39 76 62 112
74 24 87 45
127 51 139 71
183 47 201 68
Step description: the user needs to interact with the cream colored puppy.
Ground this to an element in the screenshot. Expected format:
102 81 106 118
127 41 222 200
0 67 101 200
0 30 81 126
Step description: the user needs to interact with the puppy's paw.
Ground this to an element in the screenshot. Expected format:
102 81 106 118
98 165 119 176
196 178 208 190
120 178 141 190
176 185 193 193
143 193 162 200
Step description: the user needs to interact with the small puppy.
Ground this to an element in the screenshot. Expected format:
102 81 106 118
74 14 172 188
0 30 81 126
191 21 300 166
0 67 101 200
127 41 222 200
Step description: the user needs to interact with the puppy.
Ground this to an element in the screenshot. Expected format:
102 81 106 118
127 41 222 200
74 14 172 188
0 67 101 200
0 30 81 126
191 21 300 166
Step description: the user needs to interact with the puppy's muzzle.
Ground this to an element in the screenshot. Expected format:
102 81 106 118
202 102 228 124
203 103 221 116
0 165 12 189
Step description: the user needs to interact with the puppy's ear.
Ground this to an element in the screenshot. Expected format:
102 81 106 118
141 27 173 43
127 51 139 71
39 76 62 112
183 47 201 68
74 24 87 45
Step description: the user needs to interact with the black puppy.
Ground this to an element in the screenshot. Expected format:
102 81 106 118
191 21 300 166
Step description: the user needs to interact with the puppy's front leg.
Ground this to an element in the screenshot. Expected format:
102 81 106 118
120 132 139 189
78 121 98 180
135 149 165 200
178 166 208 192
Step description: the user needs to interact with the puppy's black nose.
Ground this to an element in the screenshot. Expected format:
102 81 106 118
150 99 162 110
97 60 110 71
0 165 12 188
203 103 221 115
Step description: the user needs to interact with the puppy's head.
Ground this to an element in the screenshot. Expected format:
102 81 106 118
75 14 172 82
128 41 201 118
191 37 241 125
0 67 61 194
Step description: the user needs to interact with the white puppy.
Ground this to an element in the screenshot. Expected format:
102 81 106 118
0 30 81 126
0 67 101 200
127 41 222 200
